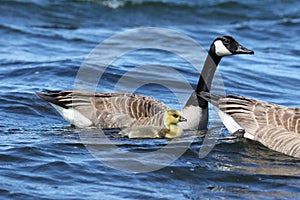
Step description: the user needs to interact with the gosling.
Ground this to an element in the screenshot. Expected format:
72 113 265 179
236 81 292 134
119 110 186 139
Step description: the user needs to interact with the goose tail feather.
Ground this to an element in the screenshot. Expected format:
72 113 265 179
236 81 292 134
36 91 68 109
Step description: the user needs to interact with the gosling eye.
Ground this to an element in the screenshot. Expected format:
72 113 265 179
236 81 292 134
172 114 179 118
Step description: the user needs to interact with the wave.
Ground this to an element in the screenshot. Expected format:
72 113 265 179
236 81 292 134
2 0 256 14
4 0 299 21
74 0 253 10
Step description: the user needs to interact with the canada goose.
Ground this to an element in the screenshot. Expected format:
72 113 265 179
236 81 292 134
119 110 186 139
199 92 300 158
36 36 253 130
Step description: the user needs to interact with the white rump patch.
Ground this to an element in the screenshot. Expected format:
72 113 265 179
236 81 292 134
214 40 232 56
50 103 93 128
216 108 254 140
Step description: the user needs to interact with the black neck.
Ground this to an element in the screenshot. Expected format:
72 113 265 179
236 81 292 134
195 49 222 107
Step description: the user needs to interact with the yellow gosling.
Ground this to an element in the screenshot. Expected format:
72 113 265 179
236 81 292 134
119 110 186 139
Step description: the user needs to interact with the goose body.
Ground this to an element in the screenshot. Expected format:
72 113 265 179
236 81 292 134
36 36 253 130
200 92 300 158
36 90 169 128
119 110 186 139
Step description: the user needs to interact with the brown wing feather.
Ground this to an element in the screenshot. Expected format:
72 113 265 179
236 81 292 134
255 126 300 158
37 90 169 128
208 94 300 135
199 92 300 158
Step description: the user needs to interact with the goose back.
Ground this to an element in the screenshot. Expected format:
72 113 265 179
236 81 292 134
200 92 300 158
37 90 169 128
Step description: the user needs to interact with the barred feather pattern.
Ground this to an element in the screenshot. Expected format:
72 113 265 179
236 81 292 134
37 90 169 128
200 92 300 158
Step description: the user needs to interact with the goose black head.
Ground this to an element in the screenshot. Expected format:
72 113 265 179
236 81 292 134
211 36 254 57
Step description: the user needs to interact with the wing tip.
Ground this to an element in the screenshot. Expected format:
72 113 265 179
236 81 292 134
35 90 68 109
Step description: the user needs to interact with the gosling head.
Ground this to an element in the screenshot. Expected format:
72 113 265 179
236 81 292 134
164 110 186 127
211 36 254 57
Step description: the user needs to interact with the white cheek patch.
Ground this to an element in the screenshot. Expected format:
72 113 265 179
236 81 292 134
214 40 232 56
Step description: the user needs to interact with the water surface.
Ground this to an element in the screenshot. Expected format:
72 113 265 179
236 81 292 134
1 0 300 199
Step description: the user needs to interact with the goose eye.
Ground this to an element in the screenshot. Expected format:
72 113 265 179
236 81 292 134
223 39 230 44
172 114 179 118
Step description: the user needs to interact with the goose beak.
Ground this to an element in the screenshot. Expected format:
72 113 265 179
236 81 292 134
234 44 254 55
179 116 187 122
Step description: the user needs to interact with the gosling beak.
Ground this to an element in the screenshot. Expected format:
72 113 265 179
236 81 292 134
179 116 187 122
234 44 254 55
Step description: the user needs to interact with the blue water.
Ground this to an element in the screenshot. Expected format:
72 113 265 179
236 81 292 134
1 0 300 199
